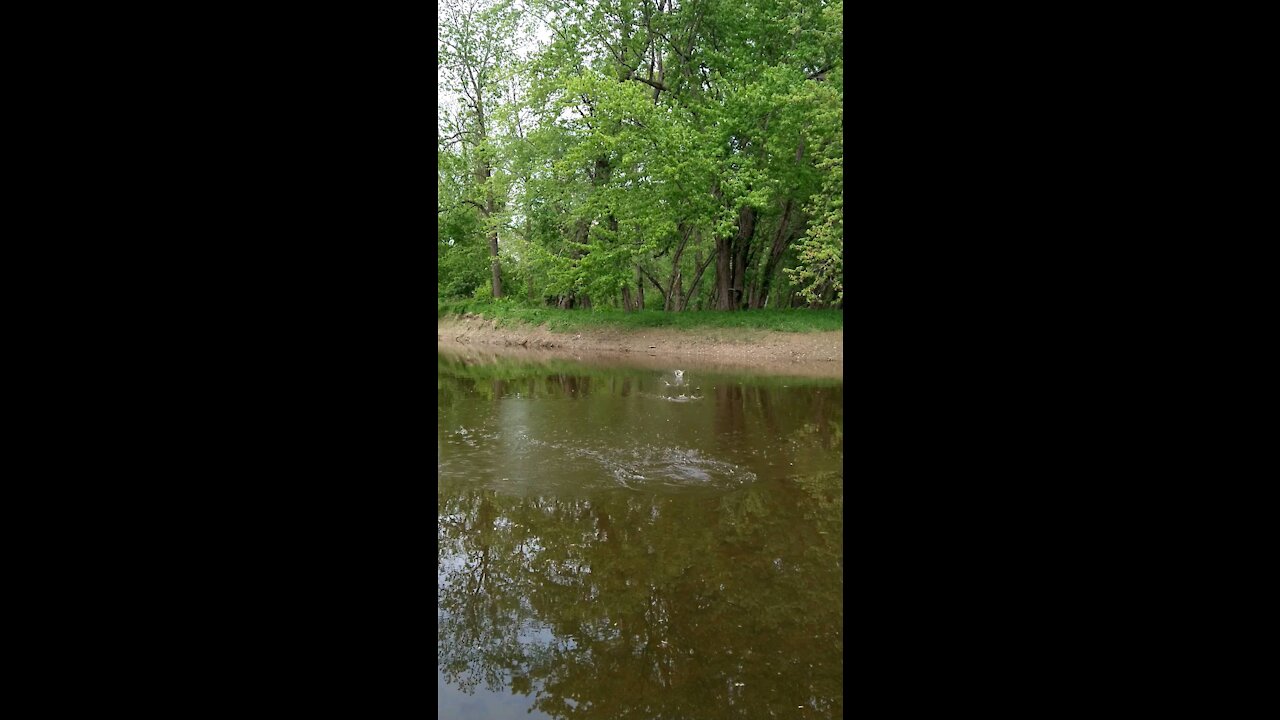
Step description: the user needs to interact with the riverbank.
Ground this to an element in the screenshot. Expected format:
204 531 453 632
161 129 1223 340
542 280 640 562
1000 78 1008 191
438 313 843 377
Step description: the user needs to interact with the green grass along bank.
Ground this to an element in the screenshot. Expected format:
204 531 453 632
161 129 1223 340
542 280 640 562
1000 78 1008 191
438 299 844 334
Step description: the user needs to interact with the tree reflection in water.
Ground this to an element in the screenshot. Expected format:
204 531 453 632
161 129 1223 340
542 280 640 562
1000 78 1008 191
438 481 842 718
439 352 842 719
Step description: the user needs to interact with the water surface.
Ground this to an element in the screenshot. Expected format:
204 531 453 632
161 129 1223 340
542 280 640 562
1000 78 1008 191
438 349 843 719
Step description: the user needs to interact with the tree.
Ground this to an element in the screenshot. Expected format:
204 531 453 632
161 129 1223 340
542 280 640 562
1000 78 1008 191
438 0 843 310
439 0 526 299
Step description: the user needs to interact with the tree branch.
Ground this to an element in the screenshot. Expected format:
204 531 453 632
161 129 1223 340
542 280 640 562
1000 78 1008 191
807 63 835 80
639 266 668 300
651 29 691 62
682 251 716 310
630 75 668 92
438 198 486 215
439 129 474 145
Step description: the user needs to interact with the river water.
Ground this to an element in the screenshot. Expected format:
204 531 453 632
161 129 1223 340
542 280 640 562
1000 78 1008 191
438 347 844 719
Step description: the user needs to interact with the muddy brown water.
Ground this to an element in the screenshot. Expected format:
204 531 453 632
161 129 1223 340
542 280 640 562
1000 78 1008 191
438 347 844 719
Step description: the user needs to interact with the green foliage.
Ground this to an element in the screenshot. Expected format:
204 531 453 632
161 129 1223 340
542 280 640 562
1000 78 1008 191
439 0 843 311
439 297 842 333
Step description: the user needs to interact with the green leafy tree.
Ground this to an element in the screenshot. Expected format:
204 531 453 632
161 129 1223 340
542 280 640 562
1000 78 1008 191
439 0 527 299
440 0 842 310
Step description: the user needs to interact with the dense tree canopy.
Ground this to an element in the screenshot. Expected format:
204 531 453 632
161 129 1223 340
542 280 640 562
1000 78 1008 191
439 0 842 310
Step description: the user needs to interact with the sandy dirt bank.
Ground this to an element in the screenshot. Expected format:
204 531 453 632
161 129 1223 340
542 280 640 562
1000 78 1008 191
438 314 843 377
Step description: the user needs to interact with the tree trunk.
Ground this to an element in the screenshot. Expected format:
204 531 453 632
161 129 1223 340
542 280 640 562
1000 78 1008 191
731 205 755 309
622 285 634 312
489 224 502 298
683 248 716 312
716 205 756 310
636 264 645 310
474 82 501 299
522 217 535 303
475 164 502 299
714 235 732 310
750 199 792 309
731 238 748 309
664 222 692 311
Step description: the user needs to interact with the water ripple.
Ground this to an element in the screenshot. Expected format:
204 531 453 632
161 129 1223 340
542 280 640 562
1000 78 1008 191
525 438 755 489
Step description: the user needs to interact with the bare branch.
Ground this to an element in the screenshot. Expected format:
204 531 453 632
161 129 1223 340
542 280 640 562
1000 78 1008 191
439 129 475 145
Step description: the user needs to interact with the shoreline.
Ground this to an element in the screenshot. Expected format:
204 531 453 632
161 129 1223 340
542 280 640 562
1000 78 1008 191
438 314 843 377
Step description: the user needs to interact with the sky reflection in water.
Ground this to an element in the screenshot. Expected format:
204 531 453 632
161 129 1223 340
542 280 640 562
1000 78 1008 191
438 349 843 719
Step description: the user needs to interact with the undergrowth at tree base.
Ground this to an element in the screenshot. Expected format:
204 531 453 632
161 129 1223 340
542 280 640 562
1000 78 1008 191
438 299 843 333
